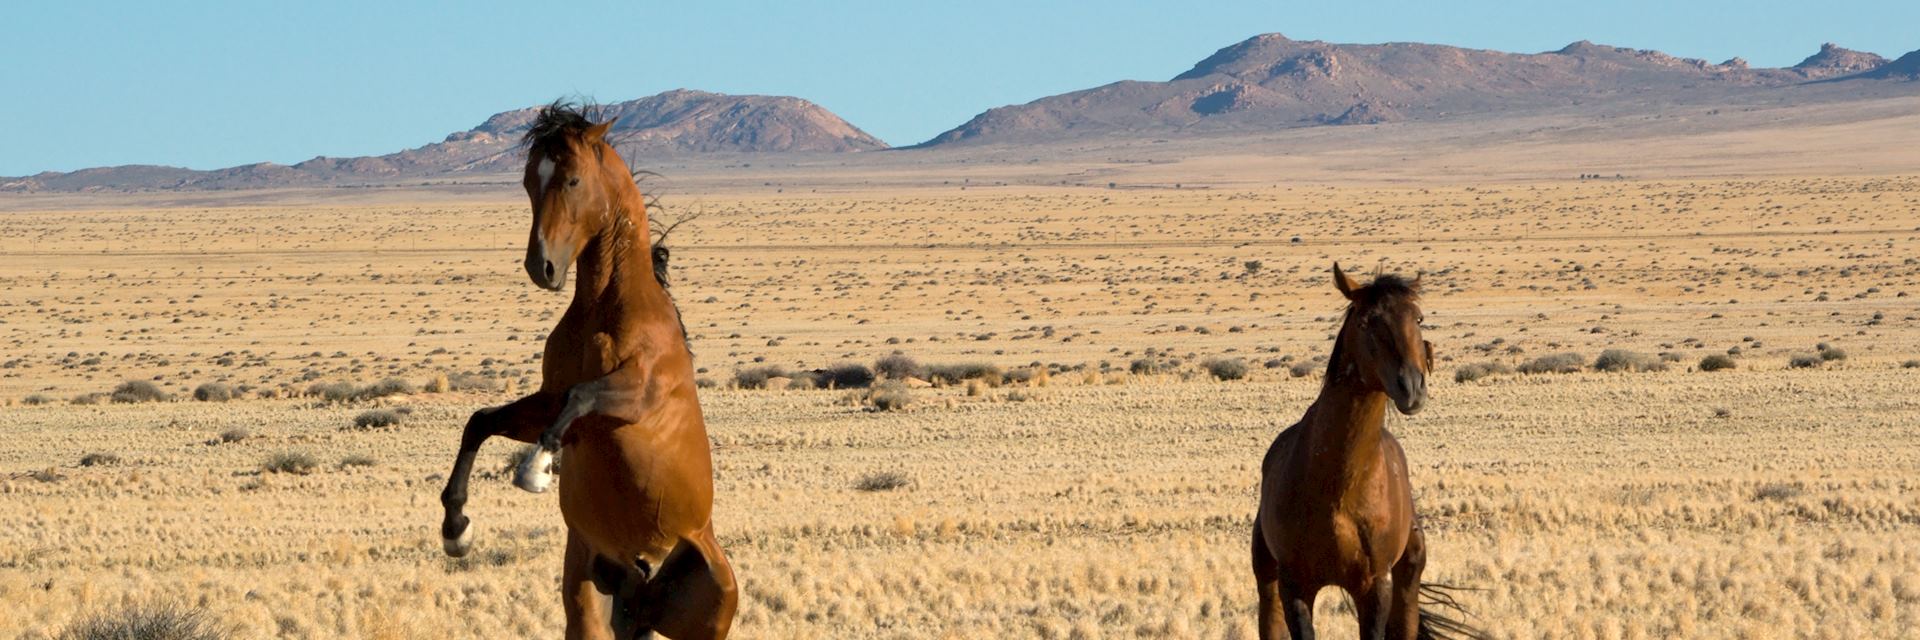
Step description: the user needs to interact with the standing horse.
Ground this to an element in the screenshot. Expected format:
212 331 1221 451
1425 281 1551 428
1251 264 1484 640
437 102 736 640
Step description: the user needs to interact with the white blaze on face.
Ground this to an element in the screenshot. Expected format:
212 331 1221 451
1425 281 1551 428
535 157 557 197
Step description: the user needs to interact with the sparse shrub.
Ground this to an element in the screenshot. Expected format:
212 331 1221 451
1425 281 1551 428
70 392 109 405
340 455 377 469
28 468 65 483
1753 482 1804 501
1263 359 1285 369
733 366 788 390
1128 358 1162 375
444 373 496 392
1788 354 1823 369
874 354 925 380
425 374 451 393
21 393 53 406
263 451 318 475
217 428 250 444
356 378 415 400
308 381 358 403
784 372 818 390
1517 353 1586 374
111 380 171 403
862 381 913 411
1454 361 1512 383
1904 359 1920 369
818 363 875 389
1817 346 1847 362
695 377 717 389
1698 354 1736 372
855 471 911 492
926 362 1002 386
79 452 122 467
1203 358 1248 381
56 600 225 640
1289 361 1318 378
193 382 236 402
351 409 405 429
1593 349 1666 373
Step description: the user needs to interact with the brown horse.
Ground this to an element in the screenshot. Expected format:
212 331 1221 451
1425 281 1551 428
437 102 736 640
1251 264 1484 640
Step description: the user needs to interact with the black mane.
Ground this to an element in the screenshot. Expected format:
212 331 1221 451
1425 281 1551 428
523 101 601 159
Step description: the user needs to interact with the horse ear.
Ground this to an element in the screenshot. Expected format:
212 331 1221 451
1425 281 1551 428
1410 271 1423 292
1332 262 1360 299
586 119 615 141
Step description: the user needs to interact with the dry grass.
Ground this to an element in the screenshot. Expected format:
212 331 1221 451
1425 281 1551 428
1 172 1918 638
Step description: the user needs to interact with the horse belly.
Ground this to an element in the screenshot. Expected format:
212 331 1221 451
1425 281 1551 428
557 416 716 565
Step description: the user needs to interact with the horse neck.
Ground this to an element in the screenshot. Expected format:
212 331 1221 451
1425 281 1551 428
571 178 658 310
1302 318 1390 485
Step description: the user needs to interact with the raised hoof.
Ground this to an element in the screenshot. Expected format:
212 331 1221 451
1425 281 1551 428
442 522 474 558
513 448 555 494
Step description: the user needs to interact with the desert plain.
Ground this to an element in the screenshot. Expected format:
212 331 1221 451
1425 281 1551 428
2 105 1920 639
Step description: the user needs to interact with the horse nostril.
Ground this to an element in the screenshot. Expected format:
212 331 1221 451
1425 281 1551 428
543 261 555 281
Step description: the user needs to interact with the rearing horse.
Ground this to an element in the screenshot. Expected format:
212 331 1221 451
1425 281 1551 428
437 103 737 640
1251 264 1484 640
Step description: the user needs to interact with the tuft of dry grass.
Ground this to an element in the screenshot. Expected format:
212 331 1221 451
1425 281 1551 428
57 600 225 640
1517 353 1586 374
855 471 911 492
262 451 318 475
111 380 171 403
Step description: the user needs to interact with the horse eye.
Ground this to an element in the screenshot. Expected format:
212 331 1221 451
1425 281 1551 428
567 177 580 187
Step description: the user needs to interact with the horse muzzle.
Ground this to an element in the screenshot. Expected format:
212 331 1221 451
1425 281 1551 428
525 242 571 291
1389 368 1428 415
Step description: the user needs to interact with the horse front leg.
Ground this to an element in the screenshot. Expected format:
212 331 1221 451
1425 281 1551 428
514 370 647 493
439 391 564 556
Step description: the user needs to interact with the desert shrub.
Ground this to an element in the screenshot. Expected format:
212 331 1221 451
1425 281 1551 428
1517 353 1586 374
57 600 225 640
79 452 122 467
356 378 415 400
926 362 1002 386
351 409 405 429
28 468 64 483
21 393 54 406
694 377 717 389
71 392 110 405
1128 358 1163 375
339 454 377 469
445 373 496 392
1698 354 1736 372
1788 354 1823 369
1288 361 1318 378
1454 361 1513 383
1203 358 1249 381
1753 482 1804 502
1817 345 1847 362
217 428 250 444
874 354 925 380
193 382 236 402
111 380 171 404
862 381 913 411
1904 360 1920 369
1593 349 1666 373
1263 359 1286 369
308 381 358 403
855 471 911 492
424 374 451 393
818 363 875 389
784 372 818 390
733 366 788 390
263 451 318 475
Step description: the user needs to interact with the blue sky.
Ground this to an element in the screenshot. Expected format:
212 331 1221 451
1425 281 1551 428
3 1 1916 175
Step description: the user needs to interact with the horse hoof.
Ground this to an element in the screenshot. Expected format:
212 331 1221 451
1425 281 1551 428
442 523 474 558
513 449 554 494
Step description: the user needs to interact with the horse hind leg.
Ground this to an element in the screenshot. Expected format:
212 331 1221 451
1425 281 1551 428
1394 525 1489 640
1251 520 1289 640
633 524 738 640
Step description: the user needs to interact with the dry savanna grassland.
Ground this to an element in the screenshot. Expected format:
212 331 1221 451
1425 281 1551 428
3 124 1920 638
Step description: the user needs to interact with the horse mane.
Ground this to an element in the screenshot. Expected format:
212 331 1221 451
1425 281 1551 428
1322 273 1421 392
522 100 601 159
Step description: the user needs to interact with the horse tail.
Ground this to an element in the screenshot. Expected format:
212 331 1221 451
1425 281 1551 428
1415 582 1491 640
